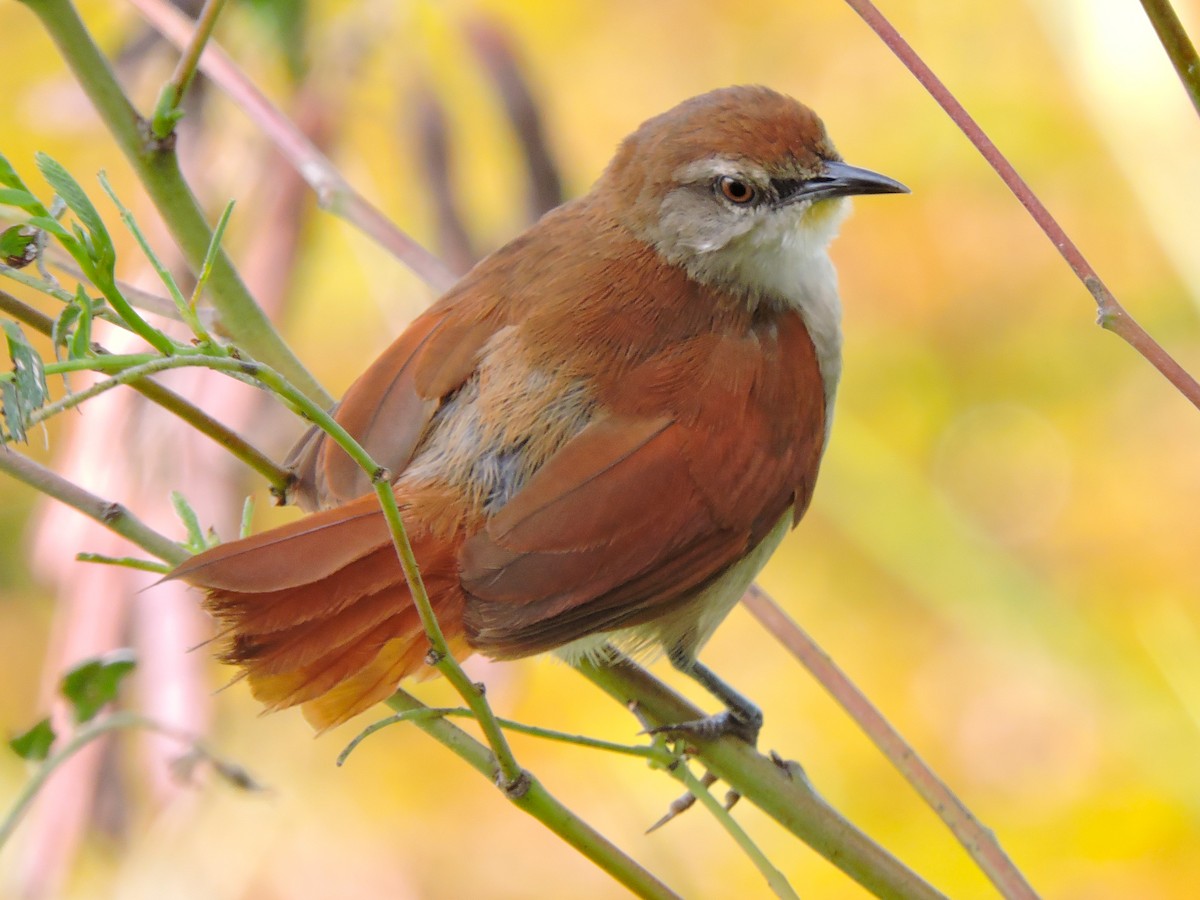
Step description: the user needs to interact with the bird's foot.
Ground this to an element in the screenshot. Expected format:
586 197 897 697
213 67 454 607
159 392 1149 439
646 706 762 746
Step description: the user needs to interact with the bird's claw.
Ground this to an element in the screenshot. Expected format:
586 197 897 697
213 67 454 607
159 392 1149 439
646 708 760 746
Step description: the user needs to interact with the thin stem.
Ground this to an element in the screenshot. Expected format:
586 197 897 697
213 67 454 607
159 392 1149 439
384 691 681 900
337 707 452 766
2 262 88 306
187 200 234 341
369 477 523 788
98 172 209 342
670 762 798 900
0 288 54 333
151 0 229 139
0 289 290 490
479 716 659 759
0 449 188 565
24 352 215 425
43 249 203 328
74 251 179 356
18 0 331 407
75 553 172 573
742 585 1039 900
0 711 244 850
35 354 156 376
577 655 948 900
126 0 461 293
342 706 661 766
1138 0 1200 118
842 0 1200 411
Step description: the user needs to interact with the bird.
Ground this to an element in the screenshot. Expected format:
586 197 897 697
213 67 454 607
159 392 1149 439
172 85 907 739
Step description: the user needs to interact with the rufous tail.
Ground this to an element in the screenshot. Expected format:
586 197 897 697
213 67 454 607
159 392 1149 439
170 494 468 731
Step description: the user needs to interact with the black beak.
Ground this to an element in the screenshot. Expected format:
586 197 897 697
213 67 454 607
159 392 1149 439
774 160 908 206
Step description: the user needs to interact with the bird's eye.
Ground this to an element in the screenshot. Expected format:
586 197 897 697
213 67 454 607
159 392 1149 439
717 176 756 205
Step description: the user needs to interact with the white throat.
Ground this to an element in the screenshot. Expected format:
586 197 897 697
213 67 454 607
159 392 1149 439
726 200 846 408
671 196 849 429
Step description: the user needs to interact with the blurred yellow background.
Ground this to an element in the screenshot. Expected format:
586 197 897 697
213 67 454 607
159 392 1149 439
2 0 1200 897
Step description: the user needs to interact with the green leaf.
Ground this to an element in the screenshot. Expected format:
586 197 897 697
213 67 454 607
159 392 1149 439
0 154 27 190
24 215 72 244
75 552 172 574
150 92 185 139
239 495 255 539
50 288 95 365
69 292 93 360
171 491 206 549
0 378 25 443
9 718 56 762
0 321 48 443
34 154 116 278
0 188 44 214
0 225 39 269
60 650 137 724
3 320 48 410
51 302 80 357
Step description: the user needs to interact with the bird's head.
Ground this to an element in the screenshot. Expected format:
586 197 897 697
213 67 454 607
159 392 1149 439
600 85 907 300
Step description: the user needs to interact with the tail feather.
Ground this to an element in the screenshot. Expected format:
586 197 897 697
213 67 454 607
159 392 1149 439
171 494 393 592
249 617 408 711
204 545 402 636
299 633 431 730
300 630 477 731
213 554 420 681
173 496 470 729
232 604 417 682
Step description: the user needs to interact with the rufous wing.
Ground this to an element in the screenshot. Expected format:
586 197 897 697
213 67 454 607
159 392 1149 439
460 314 828 657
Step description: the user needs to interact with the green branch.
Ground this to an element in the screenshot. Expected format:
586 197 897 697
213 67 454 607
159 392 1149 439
578 655 948 900
17 0 331 408
150 0 229 139
383 691 680 900
0 291 291 492
0 449 188 565
669 763 798 900
1 711 255 851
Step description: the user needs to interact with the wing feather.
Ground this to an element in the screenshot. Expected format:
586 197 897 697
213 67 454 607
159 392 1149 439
461 312 828 656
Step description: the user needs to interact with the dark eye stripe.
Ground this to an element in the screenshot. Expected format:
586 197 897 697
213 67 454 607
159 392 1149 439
770 178 807 202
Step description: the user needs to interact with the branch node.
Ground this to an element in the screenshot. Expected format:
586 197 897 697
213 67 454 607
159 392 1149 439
269 473 297 506
137 115 176 155
498 768 532 800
